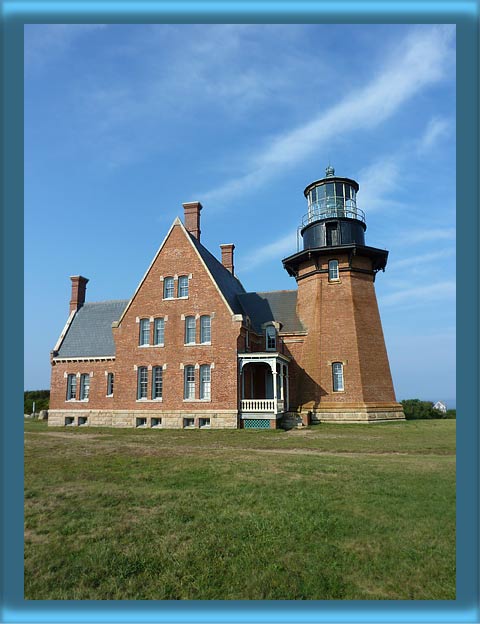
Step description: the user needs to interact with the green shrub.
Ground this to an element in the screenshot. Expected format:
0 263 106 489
400 399 444 420
24 390 50 414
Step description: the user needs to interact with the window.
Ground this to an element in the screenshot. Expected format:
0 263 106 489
178 275 189 298
107 372 114 396
152 366 163 400
200 315 211 344
332 362 344 392
326 222 339 246
266 325 276 351
66 374 77 400
200 364 211 400
328 259 339 281
78 416 88 426
184 365 195 400
163 277 174 299
65 416 75 426
151 417 162 428
79 374 90 400
199 418 211 428
137 366 148 399
154 318 165 345
183 417 195 428
136 417 147 428
185 316 196 344
139 318 150 346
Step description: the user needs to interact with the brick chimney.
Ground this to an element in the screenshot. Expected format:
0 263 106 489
69 275 89 313
220 243 235 274
183 201 202 241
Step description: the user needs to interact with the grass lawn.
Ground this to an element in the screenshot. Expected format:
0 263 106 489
24 419 455 600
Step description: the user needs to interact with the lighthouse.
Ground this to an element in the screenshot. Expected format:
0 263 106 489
283 166 405 423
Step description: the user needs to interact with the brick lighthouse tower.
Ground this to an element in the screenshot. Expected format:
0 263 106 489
283 166 405 423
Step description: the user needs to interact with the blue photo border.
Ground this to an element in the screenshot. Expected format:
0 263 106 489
2 1 478 622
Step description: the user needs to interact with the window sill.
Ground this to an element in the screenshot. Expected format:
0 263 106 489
66 399 77 402
328 279 341 284
106 394 114 398
177 296 189 300
152 344 165 348
183 399 211 403
79 399 89 403
136 399 163 403
138 344 150 348
332 390 345 393
162 297 174 301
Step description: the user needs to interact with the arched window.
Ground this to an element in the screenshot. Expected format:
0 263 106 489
163 277 174 299
332 362 344 392
185 316 196 344
139 318 150 345
328 260 339 281
200 315 211 344
178 275 189 298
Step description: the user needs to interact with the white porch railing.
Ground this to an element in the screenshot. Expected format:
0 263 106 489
240 399 285 413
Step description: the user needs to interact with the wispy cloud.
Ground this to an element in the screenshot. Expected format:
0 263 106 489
201 25 455 205
25 24 107 71
379 281 455 307
388 248 455 271
236 229 298 273
417 116 453 154
396 228 456 245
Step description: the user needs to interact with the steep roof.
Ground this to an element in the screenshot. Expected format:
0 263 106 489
189 234 246 315
55 301 128 358
237 290 305 334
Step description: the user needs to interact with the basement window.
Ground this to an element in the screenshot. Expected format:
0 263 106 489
65 416 75 426
78 416 88 426
136 417 147 428
199 418 211 428
183 417 195 428
151 417 162 428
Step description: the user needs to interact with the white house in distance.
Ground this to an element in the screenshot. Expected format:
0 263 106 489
433 401 447 413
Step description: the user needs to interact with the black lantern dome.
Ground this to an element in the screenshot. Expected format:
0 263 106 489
301 165 366 250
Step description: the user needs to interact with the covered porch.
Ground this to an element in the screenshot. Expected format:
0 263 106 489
238 353 290 427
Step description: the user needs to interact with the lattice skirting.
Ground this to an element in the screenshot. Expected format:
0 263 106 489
243 418 271 429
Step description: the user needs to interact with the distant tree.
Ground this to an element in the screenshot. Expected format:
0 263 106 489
400 399 445 420
445 409 456 419
24 390 49 415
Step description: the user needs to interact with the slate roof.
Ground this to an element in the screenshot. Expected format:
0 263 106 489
55 300 128 358
237 290 305 334
189 234 246 315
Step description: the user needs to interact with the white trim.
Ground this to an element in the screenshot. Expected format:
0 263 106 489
53 309 76 353
116 218 181 325
53 356 115 363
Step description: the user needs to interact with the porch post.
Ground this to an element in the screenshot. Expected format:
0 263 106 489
241 361 245 400
285 365 290 411
271 359 278 413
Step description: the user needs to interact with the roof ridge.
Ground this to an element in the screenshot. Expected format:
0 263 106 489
243 289 297 295
83 299 129 305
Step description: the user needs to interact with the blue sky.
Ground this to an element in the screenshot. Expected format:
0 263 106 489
24 23 456 405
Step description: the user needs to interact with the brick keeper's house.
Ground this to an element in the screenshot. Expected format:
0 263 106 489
49 167 405 429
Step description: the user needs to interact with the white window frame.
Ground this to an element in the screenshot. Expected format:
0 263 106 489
184 365 195 400
79 373 90 401
332 362 344 392
266 325 276 351
200 315 211 344
185 316 196 345
66 374 77 401
137 366 148 400
328 259 340 282
152 366 163 400
163 276 175 299
154 318 165 345
106 372 114 397
200 364 211 400
178 275 189 298
139 318 150 346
